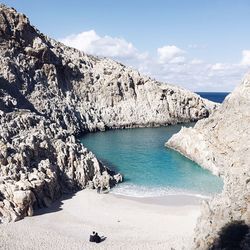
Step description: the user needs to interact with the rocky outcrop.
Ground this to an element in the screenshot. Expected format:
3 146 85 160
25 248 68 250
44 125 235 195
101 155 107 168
0 5 216 133
0 4 216 223
0 110 122 223
166 73 250 249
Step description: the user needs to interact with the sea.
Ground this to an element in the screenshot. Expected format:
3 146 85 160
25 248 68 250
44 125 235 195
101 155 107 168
196 92 229 103
81 92 229 198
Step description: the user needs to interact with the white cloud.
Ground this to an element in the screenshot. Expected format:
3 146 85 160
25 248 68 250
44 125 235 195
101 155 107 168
157 45 186 64
190 59 203 65
59 30 250 92
210 63 230 71
60 30 98 52
59 30 145 61
241 50 250 66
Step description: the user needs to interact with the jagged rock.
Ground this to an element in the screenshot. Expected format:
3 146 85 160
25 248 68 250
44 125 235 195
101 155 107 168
0 5 216 133
166 73 250 249
0 4 216 223
0 111 121 223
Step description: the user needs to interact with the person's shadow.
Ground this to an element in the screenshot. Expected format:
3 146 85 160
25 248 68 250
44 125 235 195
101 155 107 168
99 236 107 243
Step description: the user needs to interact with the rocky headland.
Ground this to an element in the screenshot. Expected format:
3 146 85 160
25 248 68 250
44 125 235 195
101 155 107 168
167 74 250 249
0 4 215 224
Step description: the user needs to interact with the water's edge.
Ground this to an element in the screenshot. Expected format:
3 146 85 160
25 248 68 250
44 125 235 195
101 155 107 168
80 125 223 199
80 93 228 199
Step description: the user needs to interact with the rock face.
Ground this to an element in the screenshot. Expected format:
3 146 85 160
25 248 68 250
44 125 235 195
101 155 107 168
0 4 215 223
166 73 250 249
0 110 122 223
0 5 216 133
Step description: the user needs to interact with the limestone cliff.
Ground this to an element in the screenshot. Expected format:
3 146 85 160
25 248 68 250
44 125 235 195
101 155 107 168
0 4 215 223
166 74 250 249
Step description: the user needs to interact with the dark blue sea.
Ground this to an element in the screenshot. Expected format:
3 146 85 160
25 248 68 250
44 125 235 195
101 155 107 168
196 92 230 103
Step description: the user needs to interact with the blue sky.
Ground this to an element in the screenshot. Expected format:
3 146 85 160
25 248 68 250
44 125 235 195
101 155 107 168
2 0 250 91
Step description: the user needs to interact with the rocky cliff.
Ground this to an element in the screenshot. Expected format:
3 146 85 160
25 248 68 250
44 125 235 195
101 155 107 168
166 74 250 249
0 4 215 223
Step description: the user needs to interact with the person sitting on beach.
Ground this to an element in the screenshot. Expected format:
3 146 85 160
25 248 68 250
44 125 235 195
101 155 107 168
89 231 96 242
93 232 101 243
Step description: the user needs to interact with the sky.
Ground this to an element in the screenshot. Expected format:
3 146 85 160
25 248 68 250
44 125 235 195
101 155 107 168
2 0 250 91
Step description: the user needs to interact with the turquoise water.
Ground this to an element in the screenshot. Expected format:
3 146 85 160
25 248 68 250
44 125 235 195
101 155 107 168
81 125 223 198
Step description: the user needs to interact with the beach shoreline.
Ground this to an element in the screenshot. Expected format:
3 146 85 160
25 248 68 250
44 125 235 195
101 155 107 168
0 189 201 250
111 192 205 206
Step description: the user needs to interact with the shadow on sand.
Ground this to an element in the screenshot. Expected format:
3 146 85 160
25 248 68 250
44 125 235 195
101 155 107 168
99 236 107 243
33 192 76 216
210 220 250 250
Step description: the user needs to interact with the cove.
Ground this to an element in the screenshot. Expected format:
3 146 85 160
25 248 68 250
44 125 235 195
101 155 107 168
80 125 223 198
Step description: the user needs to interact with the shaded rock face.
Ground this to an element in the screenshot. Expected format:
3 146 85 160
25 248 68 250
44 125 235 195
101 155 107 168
0 110 122 223
166 74 250 249
0 4 215 223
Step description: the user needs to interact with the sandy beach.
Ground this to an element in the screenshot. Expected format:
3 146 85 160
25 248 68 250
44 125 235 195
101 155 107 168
0 190 201 250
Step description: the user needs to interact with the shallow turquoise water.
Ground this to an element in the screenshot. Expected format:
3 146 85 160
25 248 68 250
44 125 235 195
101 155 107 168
80 125 223 197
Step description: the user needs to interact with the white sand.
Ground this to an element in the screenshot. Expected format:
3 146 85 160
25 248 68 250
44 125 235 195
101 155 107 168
0 190 201 250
